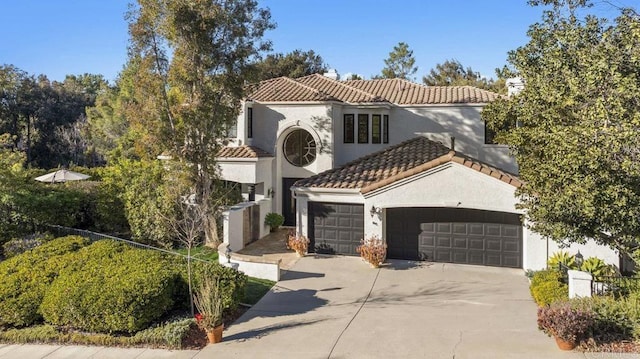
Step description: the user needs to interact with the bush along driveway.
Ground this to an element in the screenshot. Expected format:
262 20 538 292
196 256 583 359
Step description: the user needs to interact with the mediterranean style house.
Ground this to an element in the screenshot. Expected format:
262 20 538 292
218 72 620 271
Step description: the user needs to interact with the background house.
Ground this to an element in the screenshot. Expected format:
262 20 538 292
218 72 620 271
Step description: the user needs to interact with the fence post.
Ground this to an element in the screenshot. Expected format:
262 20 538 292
568 270 593 298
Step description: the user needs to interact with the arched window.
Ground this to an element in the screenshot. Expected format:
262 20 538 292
283 129 316 167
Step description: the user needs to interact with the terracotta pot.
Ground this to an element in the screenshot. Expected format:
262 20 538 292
555 336 576 351
206 324 224 344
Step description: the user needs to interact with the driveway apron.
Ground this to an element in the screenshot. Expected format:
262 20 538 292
195 256 584 359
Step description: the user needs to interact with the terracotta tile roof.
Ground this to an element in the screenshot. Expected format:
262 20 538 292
247 75 501 105
293 137 521 193
344 78 501 104
217 145 273 159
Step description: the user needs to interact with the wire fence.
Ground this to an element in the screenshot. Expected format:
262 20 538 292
46 225 214 264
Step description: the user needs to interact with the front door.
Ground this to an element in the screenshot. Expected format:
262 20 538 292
282 177 302 226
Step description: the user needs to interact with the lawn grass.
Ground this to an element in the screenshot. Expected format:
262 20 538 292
244 277 275 305
175 245 218 262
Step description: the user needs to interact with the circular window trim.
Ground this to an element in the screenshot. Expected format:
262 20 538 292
283 129 317 167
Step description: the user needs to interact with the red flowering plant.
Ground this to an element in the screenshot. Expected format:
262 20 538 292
537 301 593 344
287 231 310 256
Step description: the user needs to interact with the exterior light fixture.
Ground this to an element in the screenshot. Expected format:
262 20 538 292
225 246 232 264
370 205 382 218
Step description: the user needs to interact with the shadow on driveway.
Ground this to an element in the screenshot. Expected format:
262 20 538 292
223 318 329 342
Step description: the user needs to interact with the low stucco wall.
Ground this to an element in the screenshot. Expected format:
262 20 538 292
218 243 280 281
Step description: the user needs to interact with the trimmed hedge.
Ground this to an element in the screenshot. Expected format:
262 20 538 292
40 240 184 334
0 236 90 328
530 269 568 306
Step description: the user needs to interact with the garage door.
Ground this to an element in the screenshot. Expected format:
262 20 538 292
308 202 364 255
386 208 522 268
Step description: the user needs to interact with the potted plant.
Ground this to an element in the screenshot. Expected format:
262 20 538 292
287 232 310 257
264 213 284 232
356 235 387 268
537 301 593 350
194 274 225 344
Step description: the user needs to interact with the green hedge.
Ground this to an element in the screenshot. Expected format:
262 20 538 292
0 236 90 328
40 240 184 334
530 269 568 306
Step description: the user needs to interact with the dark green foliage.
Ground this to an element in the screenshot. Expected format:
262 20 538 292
0 236 90 327
538 301 593 343
40 240 183 334
482 1 640 260
530 270 568 306
0 318 195 349
379 42 418 80
264 212 284 230
252 49 327 81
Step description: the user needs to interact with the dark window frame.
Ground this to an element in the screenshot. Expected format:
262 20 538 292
383 115 389 143
344 114 354 143
358 114 369 144
372 114 381 144
247 107 253 139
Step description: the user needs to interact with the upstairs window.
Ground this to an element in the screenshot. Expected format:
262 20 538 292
383 115 389 143
247 107 253 138
358 114 369 143
344 114 354 143
372 115 381 144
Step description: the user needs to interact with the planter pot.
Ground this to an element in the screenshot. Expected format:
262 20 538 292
206 324 224 344
555 336 576 351
296 251 306 257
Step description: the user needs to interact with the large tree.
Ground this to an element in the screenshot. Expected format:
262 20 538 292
379 42 418 80
482 0 640 260
423 59 509 94
252 49 327 81
126 0 274 245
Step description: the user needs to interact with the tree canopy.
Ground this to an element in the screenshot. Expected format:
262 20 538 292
423 59 509 94
252 49 327 81
124 0 274 244
482 0 640 258
379 42 418 80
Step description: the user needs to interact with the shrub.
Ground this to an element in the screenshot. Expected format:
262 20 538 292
547 251 578 270
193 262 248 317
0 318 196 349
40 240 184 334
287 231 310 256
581 257 617 278
2 232 53 258
538 301 593 343
571 295 640 341
264 213 284 231
356 235 387 268
530 270 568 306
0 235 90 328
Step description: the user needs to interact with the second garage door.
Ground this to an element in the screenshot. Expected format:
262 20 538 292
308 202 364 255
386 208 522 268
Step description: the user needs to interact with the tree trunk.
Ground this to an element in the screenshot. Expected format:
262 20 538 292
204 213 219 247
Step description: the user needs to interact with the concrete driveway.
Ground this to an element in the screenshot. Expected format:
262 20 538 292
196 256 584 359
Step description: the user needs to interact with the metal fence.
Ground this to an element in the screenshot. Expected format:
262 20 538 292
592 275 640 297
47 225 213 263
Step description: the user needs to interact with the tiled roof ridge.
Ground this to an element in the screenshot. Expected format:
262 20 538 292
450 153 522 187
299 74 386 103
360 151 455 194
281 76 339 101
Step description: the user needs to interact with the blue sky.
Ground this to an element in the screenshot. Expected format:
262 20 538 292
0 0 636 83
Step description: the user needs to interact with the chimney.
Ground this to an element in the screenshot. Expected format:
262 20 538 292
506 77 524 97
323 69 339 81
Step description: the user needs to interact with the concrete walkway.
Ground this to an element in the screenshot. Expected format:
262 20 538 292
3 256 639 358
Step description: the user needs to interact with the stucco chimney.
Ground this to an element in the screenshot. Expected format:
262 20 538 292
323 69 339 80
506 77 524 97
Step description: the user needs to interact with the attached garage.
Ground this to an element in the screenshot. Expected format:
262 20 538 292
386 208 522 268
308 202 364 255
